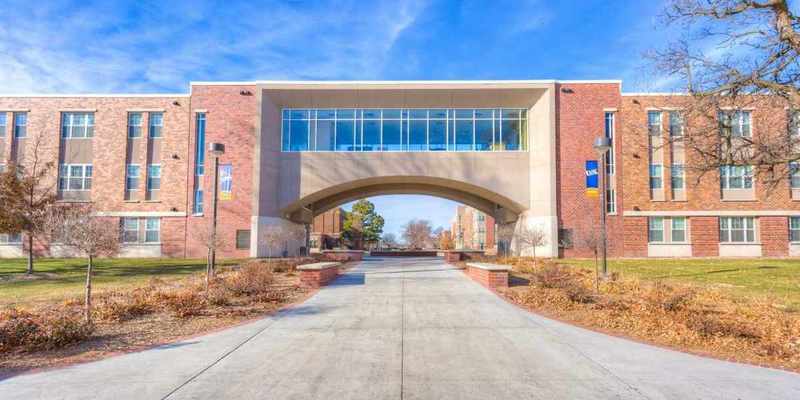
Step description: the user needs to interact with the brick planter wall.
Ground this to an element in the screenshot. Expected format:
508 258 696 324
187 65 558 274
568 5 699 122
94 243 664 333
298 262 340 288
321 250 364 262
464 263 510 290
444 251 461 263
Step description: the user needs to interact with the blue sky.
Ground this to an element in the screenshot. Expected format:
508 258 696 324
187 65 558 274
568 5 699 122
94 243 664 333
0 0 679 238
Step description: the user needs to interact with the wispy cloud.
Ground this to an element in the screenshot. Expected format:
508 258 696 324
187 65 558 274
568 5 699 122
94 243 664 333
0 0 427 93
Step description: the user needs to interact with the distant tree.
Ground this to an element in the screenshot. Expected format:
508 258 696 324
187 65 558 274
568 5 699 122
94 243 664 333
381 232 398 249
496 223 516 258
438 229 455 250
343 199 384 248
46 204 120 323
259 225 285 260
514 224 548 267
647 0 800 186
0 133 58 275
402 219 434 249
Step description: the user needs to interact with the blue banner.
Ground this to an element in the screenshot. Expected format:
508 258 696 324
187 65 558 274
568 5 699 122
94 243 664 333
585 160 599 189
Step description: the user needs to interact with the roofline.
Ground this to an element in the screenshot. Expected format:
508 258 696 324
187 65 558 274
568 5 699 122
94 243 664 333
0 93 189 98
621 92 689 97
190 79 623 86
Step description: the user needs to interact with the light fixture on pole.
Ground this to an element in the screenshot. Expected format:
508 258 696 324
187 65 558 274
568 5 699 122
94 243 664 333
592 136 611 278
208 142 225 282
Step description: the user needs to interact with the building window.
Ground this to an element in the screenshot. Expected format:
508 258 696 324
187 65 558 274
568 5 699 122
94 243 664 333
719 110 752 137
648 217 664 242
671 164 685 189
789 110 800 137
720 217 756 243
791 163 800 189
606 188 616 214
671 217 687 242
605 112 615 175
0 113 6 137
144 218 160 243
669 111 684 137
128 113 143 138
126 164 140 191
720 165 753 189
149 112 163 138
193 190 204 214
194 113 206 175
147 165 161 191
790 217 800 242
61 112 94 138
13 112 27 138
220 164 232 194
121 218 139 243
649 164 663 189
58 164 92 191
0 164 5 173
281 108 527 152
647 111 662 136
236 230 251 249
0 233 22 244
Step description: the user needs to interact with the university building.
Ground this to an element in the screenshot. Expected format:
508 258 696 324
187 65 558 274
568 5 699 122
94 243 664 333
450 205 496 251
1 80 798 258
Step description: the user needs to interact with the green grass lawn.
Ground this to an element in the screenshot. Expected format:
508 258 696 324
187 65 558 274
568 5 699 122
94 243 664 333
0 258 240 307
557 258 800 309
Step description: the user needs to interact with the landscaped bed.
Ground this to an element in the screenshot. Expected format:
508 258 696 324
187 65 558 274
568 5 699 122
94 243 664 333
0 258 327 377
485 258 800 373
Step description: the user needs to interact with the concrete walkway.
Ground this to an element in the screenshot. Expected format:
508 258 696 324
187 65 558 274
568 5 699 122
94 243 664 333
1 257 798 399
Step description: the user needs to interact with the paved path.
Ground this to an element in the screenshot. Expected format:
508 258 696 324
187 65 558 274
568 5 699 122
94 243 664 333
1 257 798 399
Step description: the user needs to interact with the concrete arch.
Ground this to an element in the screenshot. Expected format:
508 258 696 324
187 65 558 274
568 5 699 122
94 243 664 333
281 176 526 224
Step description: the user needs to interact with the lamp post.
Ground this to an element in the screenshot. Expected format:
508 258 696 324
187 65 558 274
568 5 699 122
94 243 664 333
593 136 611 278
208 142 225 281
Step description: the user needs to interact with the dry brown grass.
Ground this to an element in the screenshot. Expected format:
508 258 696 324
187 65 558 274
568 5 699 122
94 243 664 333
498 258 800 372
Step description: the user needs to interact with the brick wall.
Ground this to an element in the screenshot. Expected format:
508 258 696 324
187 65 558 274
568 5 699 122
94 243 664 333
623 217 648 257
691 217 719 257
761 216 789 257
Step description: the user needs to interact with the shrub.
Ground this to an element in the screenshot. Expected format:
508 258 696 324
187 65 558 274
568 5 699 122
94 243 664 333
564 282 597 304
225 262 275 296
38 312 94 350
0 308 93 353
160 290 206 318
644 282 695 312
530 264 574 289
686 313 761 340
96 290 154 322
206 285 231 307
0 309 40 352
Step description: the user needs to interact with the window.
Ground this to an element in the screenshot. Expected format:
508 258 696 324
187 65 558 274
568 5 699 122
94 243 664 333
0 233 22 244
149 112 163 138
61 112 94 138
606 188 616 214
281 108 527 152
671 217 687 242
126 164 140 191
144 218 160 243
790 110 800 137
669 111 683 137
558 228 574 248
605 112 615 175
13 112 26 138
671 164 685 189
649 164 663 189
0 113 6 137
220 164 232 194
791 163 800 189
720 217 756 243
193 189 204 214
648 217 664 242
720 165 753 189
236 230 251 249
121 218 139 243
194 113 206 175
790 217 800 242
719 110 752 137
58 164 92 191
128 113 143 138
647 111 662 136
147 165 161 191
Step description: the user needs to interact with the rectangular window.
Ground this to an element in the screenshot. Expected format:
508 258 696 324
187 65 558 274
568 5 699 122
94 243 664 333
720 165 753 189
719 110 752 137
648 217 664 242
647 111 662 136
649 164 663 189
147 165 161 191
236 230 251 249
58 164 92 191
0 113 6 137
671 164 685 189
791 163 800 189
193 189 204 214
606 188 616 214
220 164 232 194
61 112 94 138
121 218 139 243
669 111 683 137
0 233 22 244
604 112 615 175
720 217 756 243
144 218 160 243
128 113 143 138
194 113 206 175
790 217 800 242
13 112 27 138
671 217 687 242
126 164 140 191
790 110 800 137
149 112 163 138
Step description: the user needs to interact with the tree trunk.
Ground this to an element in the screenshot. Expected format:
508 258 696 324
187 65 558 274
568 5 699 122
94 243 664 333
85 254 93 324
26 234 34 274
532 244 537 269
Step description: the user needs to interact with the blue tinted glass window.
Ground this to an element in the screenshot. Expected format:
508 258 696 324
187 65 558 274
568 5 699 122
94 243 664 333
195 113 206 175
409 120 427 151
475 120 493 151
455 119 473 151
289 120 309 151
362 120 380 151
429 120 446 151
382 120 402 151
336 120 355 151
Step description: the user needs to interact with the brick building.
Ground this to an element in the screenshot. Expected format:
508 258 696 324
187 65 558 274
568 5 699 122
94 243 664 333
0 80 798 258
450 205 496 251
309 207 345 252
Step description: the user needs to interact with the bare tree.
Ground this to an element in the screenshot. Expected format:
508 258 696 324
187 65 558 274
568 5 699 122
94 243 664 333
47 204 120 323
193 224 227 289
514 224 548 267
381 232 398 249
0 132 58 274
286 224 307 257
437 229 454 250
496 223 516 258
402 219 434 249
259 224 285 260
575 225 602 292
647 0 800 187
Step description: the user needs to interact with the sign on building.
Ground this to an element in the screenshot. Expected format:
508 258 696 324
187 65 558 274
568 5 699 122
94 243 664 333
585 160 599 197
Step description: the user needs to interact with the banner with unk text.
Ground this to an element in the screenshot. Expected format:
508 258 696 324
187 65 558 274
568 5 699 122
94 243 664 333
585 160 599 197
